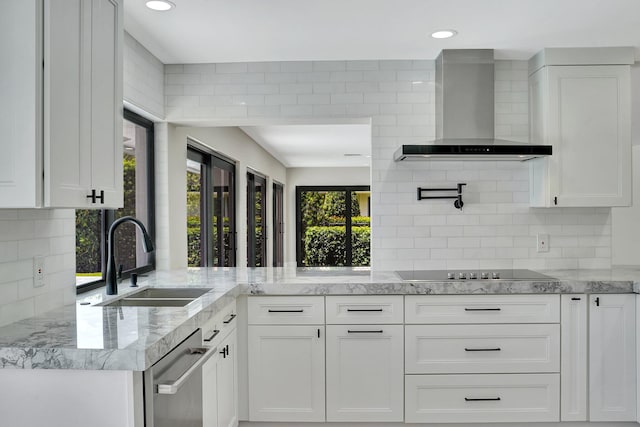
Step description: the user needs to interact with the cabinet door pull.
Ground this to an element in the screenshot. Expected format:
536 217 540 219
571 297 581 301
465 397 501 402
86 189 105 204
223 313 236 324
464 308 501 312
554 196 558 205
220 347 227 358
464 347 501 352
317 328 320 338
346 308 383 312
268 309 304 313
594 297 600 307
204 329 220 342
347 330 384 334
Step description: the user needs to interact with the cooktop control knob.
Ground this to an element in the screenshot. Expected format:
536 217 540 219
447 272 455 280
481 272 489 279
458 272 466 280
469 272 477 279
492 272 500 279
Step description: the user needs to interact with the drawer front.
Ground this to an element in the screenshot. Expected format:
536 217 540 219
405 373 560 423
405 324 560 374
405 295 560 324
326 296 403 324
202 299 237 345
248 296 324 325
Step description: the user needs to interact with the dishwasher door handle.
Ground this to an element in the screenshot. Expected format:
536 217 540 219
156 346 217 395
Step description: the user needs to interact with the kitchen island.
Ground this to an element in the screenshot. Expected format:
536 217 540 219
0 267 638 427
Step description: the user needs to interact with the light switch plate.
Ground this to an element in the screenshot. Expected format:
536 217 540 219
537 234 550 253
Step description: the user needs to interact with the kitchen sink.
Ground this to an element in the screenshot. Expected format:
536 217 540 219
98 287 212 307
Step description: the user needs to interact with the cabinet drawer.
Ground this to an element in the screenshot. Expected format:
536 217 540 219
405 324 560 374
248 296 324 324
405 295 559 324
326 296 403 324
405 373 560 423
202 299 237 345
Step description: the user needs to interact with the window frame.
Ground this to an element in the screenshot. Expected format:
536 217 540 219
247 170 267 267
272 181 284 267
76 109 156 294
295 185 370 267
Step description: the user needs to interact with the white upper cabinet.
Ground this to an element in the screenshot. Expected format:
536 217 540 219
528 48 633 207
0 0 123 209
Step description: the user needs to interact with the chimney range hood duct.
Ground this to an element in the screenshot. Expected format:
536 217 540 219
394 49 551 161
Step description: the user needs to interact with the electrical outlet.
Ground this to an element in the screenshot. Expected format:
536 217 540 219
33 256 45 288
537 234 550 253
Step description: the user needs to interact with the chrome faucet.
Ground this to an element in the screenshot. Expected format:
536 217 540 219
106 216 154 295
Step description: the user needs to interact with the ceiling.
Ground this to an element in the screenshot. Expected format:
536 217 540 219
124 0 640 168
124 0 640 64
240 124 371 168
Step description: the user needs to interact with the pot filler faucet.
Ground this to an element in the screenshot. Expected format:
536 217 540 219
106 216 154 295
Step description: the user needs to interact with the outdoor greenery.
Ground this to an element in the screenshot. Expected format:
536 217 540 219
300 191 370 266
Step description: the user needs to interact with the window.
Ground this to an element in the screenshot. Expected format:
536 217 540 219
75 109 155 292
273 182 284 267
247 171 267 267
187 146 236 267
296 186 370 267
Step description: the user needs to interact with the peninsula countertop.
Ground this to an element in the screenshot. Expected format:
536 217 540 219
0 266 639 371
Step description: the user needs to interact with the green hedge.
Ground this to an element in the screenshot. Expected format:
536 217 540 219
303 225 370 266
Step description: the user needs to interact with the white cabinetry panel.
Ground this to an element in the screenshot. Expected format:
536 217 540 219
326 296 403 324
560 294 587 421
326 324 403 422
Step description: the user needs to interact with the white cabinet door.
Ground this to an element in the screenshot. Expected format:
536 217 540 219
529 65 631 207
589 294 636 421
248 325 325 422
560 294 587 421
217 329 238 427
45 0 122 208
326 325 403 422
203 348 219 427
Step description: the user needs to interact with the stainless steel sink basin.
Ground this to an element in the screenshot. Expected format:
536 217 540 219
98 287 212 307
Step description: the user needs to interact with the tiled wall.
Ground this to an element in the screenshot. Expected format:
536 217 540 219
0 209 75 327
124 31 165 119
164 59 612 271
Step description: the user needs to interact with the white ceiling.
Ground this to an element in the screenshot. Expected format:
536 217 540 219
240 124 371 168
125 0 640 168
124 0 640 64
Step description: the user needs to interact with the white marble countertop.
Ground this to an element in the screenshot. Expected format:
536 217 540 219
0 266 638 371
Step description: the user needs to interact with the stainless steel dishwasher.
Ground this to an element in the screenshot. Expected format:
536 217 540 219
144 329 217 427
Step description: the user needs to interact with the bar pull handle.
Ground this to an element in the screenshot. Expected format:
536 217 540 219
204 329 220 342
268 309 304 313
465 347 501 352
465 308 501 312
223 313 236 324
86 189 105 204
465 397 501 402
347 330 384 334
347 308 383 312
156 346 217 395
571 297 581 301
595 297 600 307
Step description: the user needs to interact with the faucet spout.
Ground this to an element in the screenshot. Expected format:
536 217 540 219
106 216 154 295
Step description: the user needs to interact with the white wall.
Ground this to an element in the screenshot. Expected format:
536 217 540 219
155 126 286 269
123 31 165 120
285 167 370 266
0 209 75 327
164 59 613 270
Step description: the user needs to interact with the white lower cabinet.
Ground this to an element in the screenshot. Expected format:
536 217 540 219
203 330 238 427
326 324 404 421
248 325 325 421
589 293 636 421
405 373 560 423
560 295 588 421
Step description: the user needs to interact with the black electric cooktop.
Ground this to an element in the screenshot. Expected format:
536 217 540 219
396 269 554 282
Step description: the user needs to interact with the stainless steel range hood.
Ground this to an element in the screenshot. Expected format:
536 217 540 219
394 49 551 161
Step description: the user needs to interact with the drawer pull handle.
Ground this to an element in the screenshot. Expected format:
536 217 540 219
465 347 501 352
464 308 501 312
571 297 581 301
347 330 384 334
465 397 501 402
268 309 304 313
223 313 236 324
204 329 220 342
347 308 383 312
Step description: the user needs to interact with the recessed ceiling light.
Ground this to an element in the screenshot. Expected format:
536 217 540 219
146 0 175 11
431 30 457 39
